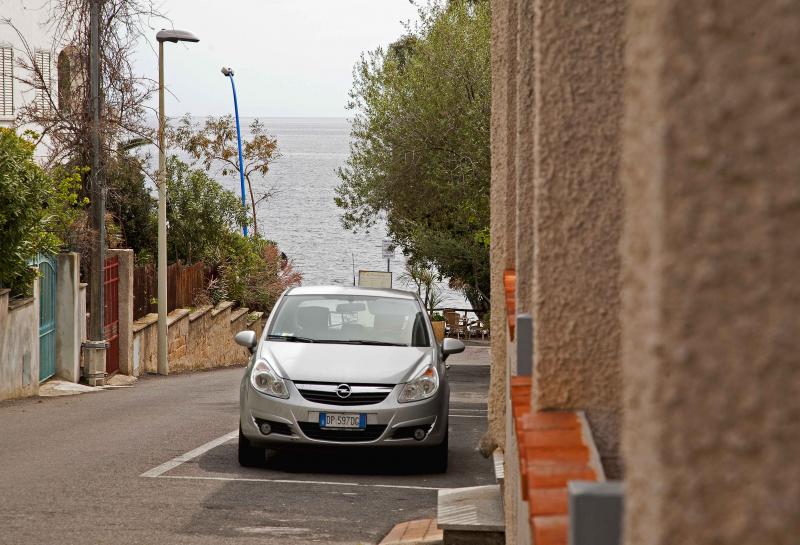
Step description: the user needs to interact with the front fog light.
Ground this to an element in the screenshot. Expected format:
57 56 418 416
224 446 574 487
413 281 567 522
398 365 439 403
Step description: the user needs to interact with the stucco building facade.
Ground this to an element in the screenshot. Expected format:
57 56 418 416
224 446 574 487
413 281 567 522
0 0 59 129
488 0 799 543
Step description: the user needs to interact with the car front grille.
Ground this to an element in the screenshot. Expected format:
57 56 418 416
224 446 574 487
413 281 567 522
295 383 394 406
298 422 387 442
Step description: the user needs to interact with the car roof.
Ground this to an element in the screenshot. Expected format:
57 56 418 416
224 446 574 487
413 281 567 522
285 285 419 300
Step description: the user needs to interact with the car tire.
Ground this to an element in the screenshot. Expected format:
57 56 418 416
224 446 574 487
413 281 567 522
238 426 265 467
429 429 449 473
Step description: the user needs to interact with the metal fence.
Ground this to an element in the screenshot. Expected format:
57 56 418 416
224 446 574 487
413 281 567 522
133 262 207 320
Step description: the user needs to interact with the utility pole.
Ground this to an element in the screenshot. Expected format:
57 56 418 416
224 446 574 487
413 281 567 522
83 0 106 386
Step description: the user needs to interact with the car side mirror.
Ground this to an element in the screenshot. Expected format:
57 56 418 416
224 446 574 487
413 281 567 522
234 330 258 354
442 337 465 361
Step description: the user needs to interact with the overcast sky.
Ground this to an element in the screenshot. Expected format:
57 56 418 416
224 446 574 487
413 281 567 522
134 0 419 118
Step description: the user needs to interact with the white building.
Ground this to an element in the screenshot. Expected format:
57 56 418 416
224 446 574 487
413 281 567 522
0 0 58 129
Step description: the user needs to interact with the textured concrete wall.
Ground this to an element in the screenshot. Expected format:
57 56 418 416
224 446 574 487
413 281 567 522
488 0 517 453
621 1 800 543
55 253 81 382
0 282 39 401
108 250 134 375
530 0 625 477
514 0 535 318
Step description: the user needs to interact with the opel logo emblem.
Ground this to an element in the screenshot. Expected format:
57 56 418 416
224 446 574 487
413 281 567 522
336 384 352 399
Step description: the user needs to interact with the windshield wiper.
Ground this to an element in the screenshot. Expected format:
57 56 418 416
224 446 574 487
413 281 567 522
267 334 315 343
336 339 409 347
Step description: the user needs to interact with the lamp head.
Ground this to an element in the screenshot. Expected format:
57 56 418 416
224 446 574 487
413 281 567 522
156 29 200 43
221 67 234 77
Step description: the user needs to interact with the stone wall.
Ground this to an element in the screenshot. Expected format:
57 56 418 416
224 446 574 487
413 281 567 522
131 302 264 375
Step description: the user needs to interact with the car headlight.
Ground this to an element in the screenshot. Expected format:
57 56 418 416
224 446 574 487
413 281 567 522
250 359 289 399
398 364 439 403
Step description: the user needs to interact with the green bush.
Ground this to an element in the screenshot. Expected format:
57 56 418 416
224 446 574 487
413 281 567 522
164 156 301 311
166 155 249 264
215 234 302 312
431 312 445 321
0 129 85 296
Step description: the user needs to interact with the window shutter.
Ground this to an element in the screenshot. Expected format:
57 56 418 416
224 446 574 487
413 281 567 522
35 50 53 112
0 47 12 117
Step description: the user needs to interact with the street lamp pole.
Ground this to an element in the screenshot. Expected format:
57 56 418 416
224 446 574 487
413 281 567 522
156 29 199 376
221 67 248 237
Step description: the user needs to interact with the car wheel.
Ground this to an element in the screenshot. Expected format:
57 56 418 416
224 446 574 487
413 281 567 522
238 426 265 467
429 429 449 473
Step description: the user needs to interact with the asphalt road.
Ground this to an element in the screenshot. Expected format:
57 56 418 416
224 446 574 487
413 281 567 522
0 346 493 545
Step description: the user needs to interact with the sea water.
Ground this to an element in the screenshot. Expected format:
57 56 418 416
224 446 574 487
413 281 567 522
201 117 472 311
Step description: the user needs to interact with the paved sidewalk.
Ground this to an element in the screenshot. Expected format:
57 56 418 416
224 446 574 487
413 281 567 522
379 519 442 545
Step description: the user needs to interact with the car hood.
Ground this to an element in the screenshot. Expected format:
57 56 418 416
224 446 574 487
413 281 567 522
259 342 433 384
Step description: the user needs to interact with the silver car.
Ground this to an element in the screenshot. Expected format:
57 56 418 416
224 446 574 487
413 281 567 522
234 286 465 472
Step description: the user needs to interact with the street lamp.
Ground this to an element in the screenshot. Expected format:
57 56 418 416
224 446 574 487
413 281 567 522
156 29 199 376
221 66 248 237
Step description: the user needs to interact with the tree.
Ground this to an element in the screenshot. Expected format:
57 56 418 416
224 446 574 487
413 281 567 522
398 259 445 314
335 0 491 314
105 152 157 261
165 156 249 264
2 0 161 170
2 0 165 263
164 156 301 311
0 129 85 295
169 115 280 237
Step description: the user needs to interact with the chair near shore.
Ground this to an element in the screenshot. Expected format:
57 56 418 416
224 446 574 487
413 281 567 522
444 310 468 339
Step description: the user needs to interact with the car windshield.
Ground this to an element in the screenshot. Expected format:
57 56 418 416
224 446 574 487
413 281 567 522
267 294 431 347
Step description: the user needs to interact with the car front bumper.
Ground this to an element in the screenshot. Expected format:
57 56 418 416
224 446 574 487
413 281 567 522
240 378 449 448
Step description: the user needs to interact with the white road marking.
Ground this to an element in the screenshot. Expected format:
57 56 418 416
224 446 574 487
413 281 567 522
155 474 440 491
140 430 238 478
140 412 486 481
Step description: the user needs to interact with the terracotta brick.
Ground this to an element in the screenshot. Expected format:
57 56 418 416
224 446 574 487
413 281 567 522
531 515 568 545
511 375 532 387
527 460 597 488
521 411 580 431
526 445 590 464
522 428 584 448
529 487 568 516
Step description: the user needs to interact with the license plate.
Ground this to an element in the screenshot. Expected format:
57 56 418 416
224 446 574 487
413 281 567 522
319 413 366 429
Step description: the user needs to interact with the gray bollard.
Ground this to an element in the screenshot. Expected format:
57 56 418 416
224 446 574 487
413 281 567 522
568 481 624 545
516 313 533 376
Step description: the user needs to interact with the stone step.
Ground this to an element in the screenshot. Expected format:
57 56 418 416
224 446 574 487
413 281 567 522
437 484 505 545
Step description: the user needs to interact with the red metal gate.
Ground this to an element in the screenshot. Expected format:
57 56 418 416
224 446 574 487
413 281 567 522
104 256 120 374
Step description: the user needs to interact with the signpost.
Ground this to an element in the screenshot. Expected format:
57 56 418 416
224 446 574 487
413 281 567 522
356 238 396 288
382 238 395 272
